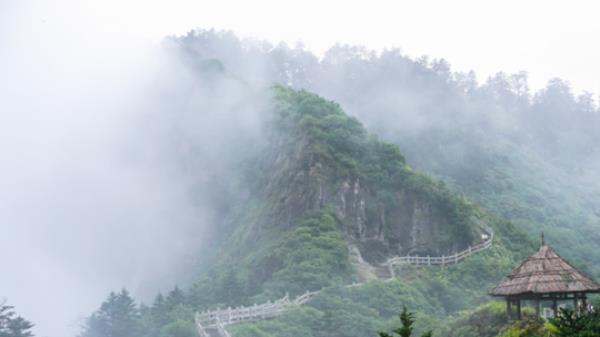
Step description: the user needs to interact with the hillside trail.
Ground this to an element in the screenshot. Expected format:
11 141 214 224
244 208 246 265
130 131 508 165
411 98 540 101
196 228 494 337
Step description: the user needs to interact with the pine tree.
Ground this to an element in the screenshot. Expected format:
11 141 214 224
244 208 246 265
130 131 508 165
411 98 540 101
5 317 34 337
219 268 243 306
379 307 432 337
151 294 170 327
0 300 34 337
165 287 185 309
79 289 144 337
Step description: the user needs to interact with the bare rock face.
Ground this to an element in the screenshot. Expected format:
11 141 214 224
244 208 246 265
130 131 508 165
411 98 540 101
238 89 477 264
328 173 471 263
254 144 475 263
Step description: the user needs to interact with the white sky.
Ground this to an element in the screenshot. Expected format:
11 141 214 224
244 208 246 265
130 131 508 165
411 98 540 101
4 0 600 95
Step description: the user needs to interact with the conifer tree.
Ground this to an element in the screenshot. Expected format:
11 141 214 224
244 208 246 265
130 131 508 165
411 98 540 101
0 300 34 337
379 307 432 337
165 287 185 309
79 289 144 337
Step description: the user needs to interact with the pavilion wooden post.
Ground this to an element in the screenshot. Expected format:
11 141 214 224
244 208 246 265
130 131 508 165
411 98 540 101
506 299 512 319
535 298 540 318
516 299 522 320
552 297 558 317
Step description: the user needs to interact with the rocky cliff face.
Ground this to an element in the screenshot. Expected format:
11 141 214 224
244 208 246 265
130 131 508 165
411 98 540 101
236 87 478 265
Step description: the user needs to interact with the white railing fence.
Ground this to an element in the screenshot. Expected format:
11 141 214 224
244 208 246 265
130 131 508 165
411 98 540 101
195 290 321 329
216 320 232 337
383 228 494 277
195 227 494 337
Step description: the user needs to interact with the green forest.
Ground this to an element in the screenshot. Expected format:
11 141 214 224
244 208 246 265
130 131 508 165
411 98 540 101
71 31 600 337
4 26 600 337
74 83 560 337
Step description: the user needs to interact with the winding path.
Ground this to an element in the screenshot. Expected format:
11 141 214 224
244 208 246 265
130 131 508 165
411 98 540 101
384 229 494 277
195 228 494 337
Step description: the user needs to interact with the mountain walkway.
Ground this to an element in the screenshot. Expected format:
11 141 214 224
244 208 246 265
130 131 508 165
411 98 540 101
195 291 319 337
195 228 494 337
384 229 494 277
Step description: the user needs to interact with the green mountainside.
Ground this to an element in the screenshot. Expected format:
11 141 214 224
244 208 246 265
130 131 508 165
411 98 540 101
397 131 600 278
187 85 529 300
172 30 600 280
201 87 532 337
62 32 600 337
80 73 534 337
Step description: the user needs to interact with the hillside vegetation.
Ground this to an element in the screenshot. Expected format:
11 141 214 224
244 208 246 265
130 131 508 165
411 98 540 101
188 86 528 305
79 31 600 337
175 30 600 279
81 76 533 337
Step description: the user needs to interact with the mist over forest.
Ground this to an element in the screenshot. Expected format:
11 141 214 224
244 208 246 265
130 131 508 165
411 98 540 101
2 24 600 337
176 29 600 271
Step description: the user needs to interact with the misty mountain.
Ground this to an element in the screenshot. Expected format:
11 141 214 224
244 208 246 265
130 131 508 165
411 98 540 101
175 30 600 278
78 31 600 337
10 28 597 337
78 50 533 337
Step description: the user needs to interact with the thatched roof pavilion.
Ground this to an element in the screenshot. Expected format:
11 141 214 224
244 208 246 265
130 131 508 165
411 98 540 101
490 234 600 319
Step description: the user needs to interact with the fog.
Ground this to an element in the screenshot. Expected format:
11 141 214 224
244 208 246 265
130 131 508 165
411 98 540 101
3 3 600 337
0 7 267 337
0 24 195 337
132 34 600 337
174 30 600 277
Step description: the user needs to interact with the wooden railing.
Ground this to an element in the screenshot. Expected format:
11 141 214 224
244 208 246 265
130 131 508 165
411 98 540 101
216 320 231 337
195 290 320 330
383 228 494 277
195 227 494 337
196 318 232 337
293 290 320 305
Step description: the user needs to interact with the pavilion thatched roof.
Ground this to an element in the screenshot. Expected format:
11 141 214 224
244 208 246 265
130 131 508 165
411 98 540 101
490 241 600 297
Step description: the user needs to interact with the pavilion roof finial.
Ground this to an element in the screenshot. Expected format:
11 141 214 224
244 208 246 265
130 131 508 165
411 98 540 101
541 232 545 246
